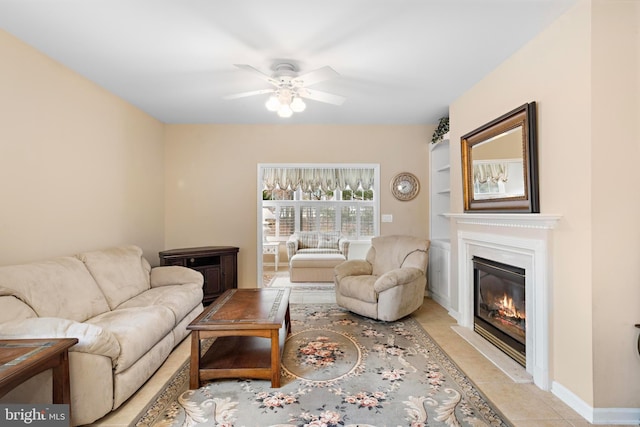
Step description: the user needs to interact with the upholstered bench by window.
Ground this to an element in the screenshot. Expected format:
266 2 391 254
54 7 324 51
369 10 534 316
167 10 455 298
289 253 346 283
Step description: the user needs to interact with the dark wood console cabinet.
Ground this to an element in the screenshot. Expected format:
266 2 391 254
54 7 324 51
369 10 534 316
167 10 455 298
159 246 239 305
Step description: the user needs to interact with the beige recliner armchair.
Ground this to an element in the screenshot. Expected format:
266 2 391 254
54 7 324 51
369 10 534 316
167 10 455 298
334 235 430 321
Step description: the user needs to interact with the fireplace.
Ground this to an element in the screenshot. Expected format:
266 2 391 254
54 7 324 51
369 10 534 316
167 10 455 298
473 257 526 366
448 212 561 390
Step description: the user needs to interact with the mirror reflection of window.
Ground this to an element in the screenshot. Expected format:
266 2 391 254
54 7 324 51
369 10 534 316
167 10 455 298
471 126 526 200
472 160 525 199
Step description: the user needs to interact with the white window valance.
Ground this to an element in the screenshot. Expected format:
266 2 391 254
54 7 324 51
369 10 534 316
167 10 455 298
473 163 509 184
262 167 375 192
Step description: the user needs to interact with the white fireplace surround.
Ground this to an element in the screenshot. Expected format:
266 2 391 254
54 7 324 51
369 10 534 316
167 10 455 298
446 213 561 391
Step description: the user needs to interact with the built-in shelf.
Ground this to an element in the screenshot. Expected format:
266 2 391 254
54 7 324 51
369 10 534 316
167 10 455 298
429 136 450 241
429 132 451 310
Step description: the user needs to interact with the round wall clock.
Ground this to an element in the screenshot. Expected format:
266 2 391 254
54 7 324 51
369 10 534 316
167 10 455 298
390 172 420 201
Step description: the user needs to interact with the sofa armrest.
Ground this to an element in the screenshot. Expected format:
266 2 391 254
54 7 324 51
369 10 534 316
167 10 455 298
150 266 204 288
286 235 299 260
335 259 372 281
339 237 350 259
374 267 425 293
0 295 37 324
0 317 120 366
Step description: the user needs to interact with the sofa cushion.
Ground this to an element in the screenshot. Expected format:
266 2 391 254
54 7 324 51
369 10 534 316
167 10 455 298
86 305 175 373
297 248 342 255
0 257 110 322
296 232 318 249
0 317 121 364
77 245 151 310
317 232 340 249
0 296 37 324
150 266 203 288
116 283 203 325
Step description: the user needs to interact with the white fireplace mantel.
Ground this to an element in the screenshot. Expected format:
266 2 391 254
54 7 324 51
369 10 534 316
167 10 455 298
446 212 562 391
444 213 562 230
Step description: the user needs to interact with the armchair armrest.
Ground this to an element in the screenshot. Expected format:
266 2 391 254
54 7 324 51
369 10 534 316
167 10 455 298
374 267 425 293
286 235 299 260
0 317 121 365
150 266 204 288
335 259 372 281
338 237 350 259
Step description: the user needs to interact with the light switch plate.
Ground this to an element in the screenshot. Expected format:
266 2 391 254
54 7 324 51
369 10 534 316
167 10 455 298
381 214 393 223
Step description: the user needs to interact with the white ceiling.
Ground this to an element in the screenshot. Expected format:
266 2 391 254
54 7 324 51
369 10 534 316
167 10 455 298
0 0 577 125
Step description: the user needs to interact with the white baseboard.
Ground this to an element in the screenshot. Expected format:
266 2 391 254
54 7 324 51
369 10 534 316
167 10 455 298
552 381 640 425
448 308 460 323
428 292 450 311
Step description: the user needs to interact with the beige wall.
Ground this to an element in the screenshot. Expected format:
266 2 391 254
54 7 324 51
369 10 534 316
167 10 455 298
450 0 639 410
0 30 166 265
590 0 640 408
164 124 432 287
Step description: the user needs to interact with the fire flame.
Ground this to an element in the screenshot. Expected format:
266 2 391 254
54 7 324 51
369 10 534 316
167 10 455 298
496 293 525 321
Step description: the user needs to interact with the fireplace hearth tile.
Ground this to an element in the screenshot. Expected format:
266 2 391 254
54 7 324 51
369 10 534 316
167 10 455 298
452 325 533 384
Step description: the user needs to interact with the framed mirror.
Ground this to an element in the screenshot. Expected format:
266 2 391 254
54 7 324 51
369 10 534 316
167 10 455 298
461 102 539 213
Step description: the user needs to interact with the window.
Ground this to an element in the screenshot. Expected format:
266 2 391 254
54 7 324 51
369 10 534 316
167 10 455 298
259 164 379 241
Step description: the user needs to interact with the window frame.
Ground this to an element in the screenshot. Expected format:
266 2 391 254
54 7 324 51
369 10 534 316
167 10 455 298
257 163 380 283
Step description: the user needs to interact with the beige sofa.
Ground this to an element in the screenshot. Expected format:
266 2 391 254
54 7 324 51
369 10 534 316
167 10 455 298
0 245 204 426
334 235 429 321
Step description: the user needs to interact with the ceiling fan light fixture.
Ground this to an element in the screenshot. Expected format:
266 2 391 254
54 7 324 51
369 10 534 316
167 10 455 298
290 96 306 113
229 63 343 118
277 104 293 118
265 95 280 112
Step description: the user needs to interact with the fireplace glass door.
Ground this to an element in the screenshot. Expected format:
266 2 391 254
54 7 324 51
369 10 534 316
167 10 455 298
473 256 526 366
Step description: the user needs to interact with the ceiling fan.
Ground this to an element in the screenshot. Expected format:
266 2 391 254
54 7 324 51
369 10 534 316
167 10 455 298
224 63 346 118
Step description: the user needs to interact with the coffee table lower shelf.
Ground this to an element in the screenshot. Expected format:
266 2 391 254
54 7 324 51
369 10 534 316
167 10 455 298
197 326 288 385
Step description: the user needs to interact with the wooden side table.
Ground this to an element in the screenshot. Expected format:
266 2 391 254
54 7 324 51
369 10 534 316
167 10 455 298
262 242 280 271
0 338 78 408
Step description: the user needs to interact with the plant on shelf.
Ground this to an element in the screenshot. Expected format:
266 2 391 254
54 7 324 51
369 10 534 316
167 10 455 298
431 116 449 144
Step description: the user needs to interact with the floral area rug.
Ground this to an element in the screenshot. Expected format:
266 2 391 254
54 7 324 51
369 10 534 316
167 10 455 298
143 304 511 427
266 273 335 291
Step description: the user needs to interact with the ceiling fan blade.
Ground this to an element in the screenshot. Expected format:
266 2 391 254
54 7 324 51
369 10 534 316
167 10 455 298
233 64 279 85
298 88 346 106
223 88 275 100
292 66 339 87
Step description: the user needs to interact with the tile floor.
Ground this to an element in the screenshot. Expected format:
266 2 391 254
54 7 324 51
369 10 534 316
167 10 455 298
413 298 627 427
92 269 626 427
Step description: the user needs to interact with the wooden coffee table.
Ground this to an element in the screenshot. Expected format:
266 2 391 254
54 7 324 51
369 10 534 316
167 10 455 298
187 288 291 388
0 338 78 405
